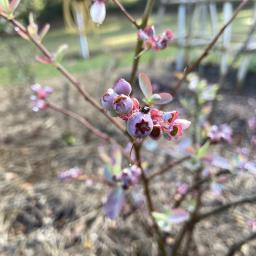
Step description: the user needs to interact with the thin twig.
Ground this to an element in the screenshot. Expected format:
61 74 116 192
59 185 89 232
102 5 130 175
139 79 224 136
48 103 114 143
172 167 203 256
76 174 114 186
129 0 156 86
134 143 167 256
148 155 191 180
0 13 133 142
225 232 256 256
196 195 256 221
232 18 256 65
174 0 249 92
112 0 140 29
173 169 230 208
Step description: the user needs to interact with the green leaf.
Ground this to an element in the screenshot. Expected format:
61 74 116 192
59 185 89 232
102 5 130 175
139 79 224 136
152 212 169 222
196 141 210 159
138 73 153 98
112 146 122 175
54 44 68 63
0 0 10 12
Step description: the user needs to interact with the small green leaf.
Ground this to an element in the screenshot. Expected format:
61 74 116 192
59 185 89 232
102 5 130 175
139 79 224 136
103 166 113 183
152 212 169 222
112 146 122 175
54 44 68 63
0 0 10 12
196 141 210 159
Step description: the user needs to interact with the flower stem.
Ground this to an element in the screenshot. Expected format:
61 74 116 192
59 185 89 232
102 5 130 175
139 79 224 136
129 0 155 87
48 103 114 143
0 13 133 142
134 142 167 256
112 0 140 29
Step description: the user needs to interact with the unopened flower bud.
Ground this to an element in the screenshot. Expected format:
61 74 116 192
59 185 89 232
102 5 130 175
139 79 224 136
113 79 132 96
113 95 133 115
90 0 106 25
101 88 117 110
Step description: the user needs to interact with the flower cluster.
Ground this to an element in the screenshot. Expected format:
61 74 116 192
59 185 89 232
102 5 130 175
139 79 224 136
113 165 141 190
138 26 173 51
31 84 53 112
207 124 232 144
90 0 107 25
101 73 190 140
100 146 143 219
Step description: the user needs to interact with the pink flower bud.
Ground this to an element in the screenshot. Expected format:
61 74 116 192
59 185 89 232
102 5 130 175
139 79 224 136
101 88 117 110
90 0 106 25
113 78 132 96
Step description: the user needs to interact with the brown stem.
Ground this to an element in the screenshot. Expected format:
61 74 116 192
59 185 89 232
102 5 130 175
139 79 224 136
0 13 133 142
173 169 230 208
129 0 156 87
48 103 114 143
134 142 167 256
76 174 114 187
173 0 249 93
196 195 256 222
172 167 203 256
112 0 140 29
225 232 256 256
148 155 191 181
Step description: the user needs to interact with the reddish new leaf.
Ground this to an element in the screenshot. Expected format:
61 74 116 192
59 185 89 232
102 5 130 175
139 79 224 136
36 55 53 65
10 0 21 12
139 73 153 98
154 92 173 105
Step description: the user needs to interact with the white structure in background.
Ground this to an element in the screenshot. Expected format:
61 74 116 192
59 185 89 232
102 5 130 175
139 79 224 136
221 2 233 76
157 0 256 86
73 2 90 59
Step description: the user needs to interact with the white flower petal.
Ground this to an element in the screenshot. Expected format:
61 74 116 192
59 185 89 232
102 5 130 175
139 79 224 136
90 1 106 25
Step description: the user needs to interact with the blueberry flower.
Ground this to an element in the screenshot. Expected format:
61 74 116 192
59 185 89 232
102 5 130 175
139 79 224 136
31 84 53 112
101 88 118 110
115 165 142 190
113 95 133 115
100 73 190 140
127 112 153 138
138 26 173 51
208 124 232 143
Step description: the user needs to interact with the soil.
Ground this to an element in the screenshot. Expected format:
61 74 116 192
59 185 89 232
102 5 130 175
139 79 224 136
0 64 256 256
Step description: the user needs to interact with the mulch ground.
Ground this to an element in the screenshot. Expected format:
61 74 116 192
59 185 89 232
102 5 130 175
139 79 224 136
0 64 256 256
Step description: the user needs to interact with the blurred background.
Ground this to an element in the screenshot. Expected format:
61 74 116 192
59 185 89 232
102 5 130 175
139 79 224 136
1 0 256 89
0 0 256 255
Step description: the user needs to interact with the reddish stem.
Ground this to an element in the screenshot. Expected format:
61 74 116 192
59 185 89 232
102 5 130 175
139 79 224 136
48 103 113 142
112 0 140 29
0 13 133 142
